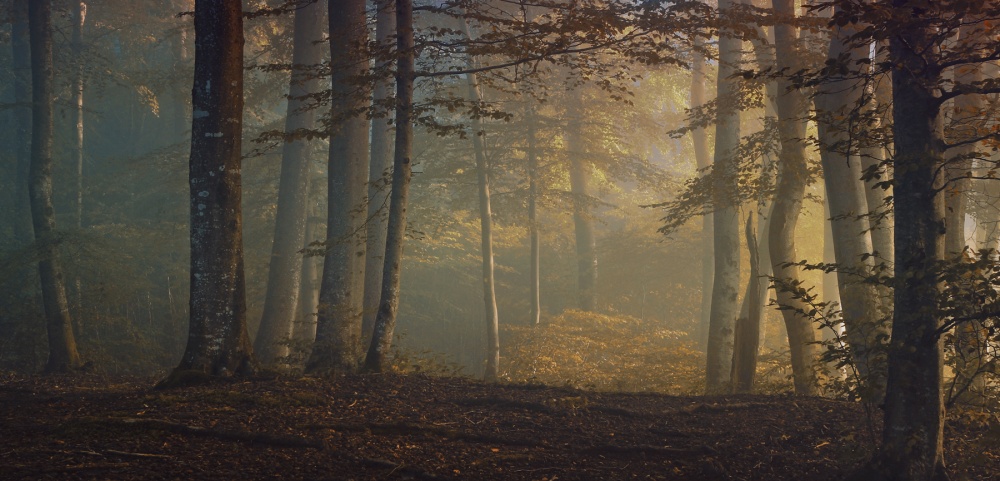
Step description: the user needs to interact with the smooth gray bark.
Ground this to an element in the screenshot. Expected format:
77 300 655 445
254 0 325 366
29 0 82 373
363 0 414 373
705 0 742 393
815 14 886 402
308 0 369 373
691 41 713 349
361 0 396 343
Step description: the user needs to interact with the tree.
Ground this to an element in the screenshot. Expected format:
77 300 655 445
167 0 254 379
766 0 819 395
29 0 83 373
254 0 326 366
689 39 713 348
11 0 32 247
362 0 396 344
705 0 743 393
364 0 414 373
461 17 500 382
566 89 599 312
71 1 87 229
307 0 370 373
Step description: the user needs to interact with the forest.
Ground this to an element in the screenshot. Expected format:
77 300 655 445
2 0 1000 480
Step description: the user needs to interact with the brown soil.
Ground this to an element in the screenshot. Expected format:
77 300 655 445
0 372 996 480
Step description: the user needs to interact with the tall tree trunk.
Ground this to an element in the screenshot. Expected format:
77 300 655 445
12 0 33 246
690 40 713 348
171 0 189 143
362 0 396 343
71 1 86 229
461 19 500 382
29 0 82 373
765 0 818 396
308 0 369 373
867 5 948 478
815 12 886 402
254 0 325 366
731 214 762 393
705 0 743 393
566 91 598 312
363 0 414 373
294 215 321 345
168 0 254 379
526 104 541 326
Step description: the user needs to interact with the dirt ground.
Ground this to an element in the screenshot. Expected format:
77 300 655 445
0 372 997 480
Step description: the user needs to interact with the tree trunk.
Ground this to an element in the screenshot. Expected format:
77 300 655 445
29 0 83 373
71 2 86 229
815 12 886 402
566 91 598 312
362 0 396 344
461 19 500 382
292 213 321 360
12 0 33 246
731 214 762 393
705 0 742 393
363 0 414 373
254 0 325 366
308 0 369 373
526 105 541 326
765 0 818 396
869 6 948 478
690 40 713 349
169 0 254 378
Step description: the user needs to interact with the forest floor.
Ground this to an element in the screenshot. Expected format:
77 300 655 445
0 372 997 480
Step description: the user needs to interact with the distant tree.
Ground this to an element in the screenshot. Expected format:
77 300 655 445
309 0 370 373
71 1 86 229
566 89 599 312
29 0 83 373
11 0 32 246
255 0 326 366
689 39 713 348
167 0 255 379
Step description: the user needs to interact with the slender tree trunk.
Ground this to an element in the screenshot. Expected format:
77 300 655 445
815 12 886 402
168 0 254 379
292 212 321 362
765 0 818 396
171 1 189 143
308 0 369 373
690 40 713 349
705 0 743 393
71 1 86 229
526 105 541 326
29 0 82 373
566 91 598 312
363 0 414 373
461 19 500 382
12 0 33 246
731 214 761 393
362 0 396 343
254 0 325 366
867 6 948 478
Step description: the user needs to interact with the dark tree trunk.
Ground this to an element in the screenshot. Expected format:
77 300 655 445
526 105 541 326
766 0 818 396
254 0 325 366
307 0 370 373
29 0 82 373
859 4 949 479
706 0 742 393
363 0 414 373
731 214 761 393
362 0 396 343
566 92 598 312
169 0 254 378
71 1 86 229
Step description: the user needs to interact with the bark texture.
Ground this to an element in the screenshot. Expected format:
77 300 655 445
766 0 818 395
29 0 82 373
254 0 325 366
172 0 254 377
363 0 414 373
362 0 396 343
705 0 742 393
815 13 886 402
309 0 370 373
856 4 949 479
